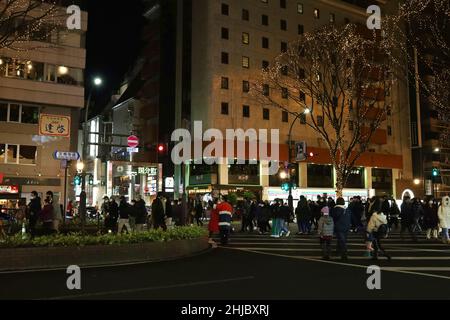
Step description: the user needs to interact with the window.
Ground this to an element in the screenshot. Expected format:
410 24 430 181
9 104 20 122
243 80 250 93
300 113 306 124
299 91 306 102
221 52 229 64
56 65 84 86
281 41 287 53
243 105 250 118
263 84 270 96
282 87 289 99
297 3 303 14
0 102 7 121
221 27 229 39
221 77 229 89
242 32 249 44
221 3 229 15
282 111 288 122
263 108 270 120
388 126 392 136
349 120 354 131
298 68 305 79
19 145 37 165
280 19 287 31
242 56 250 68
262 37 269 49
0 144 36 165
317 116 324 126
242 9 249 21
314 9 320 19
221 102 229 115
21 105 39 124
262 60 269 70
347 167 365 189
307 164 333 188
262 14 269 26
280 0 286 8
298 24 304 34
329 13 335 23
281 65 288 76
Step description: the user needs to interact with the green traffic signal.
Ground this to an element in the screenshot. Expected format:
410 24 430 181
74 175 81 186
432 168 440 177
88 174 94 185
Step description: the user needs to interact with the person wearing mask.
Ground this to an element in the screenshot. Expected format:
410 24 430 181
318 206 334 260
134 194 147 232
152 194 167 231
423 197 439 241
40 198 54 235
118 196 131 233
129 199 138 232
101 196 110 229
217 195 233 245
27 191 42 238
438 196 450 244
367 199 391 261
296 196 311 235
331 197 351 261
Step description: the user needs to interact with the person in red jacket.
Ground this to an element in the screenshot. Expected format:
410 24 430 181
216 195 233 245
208 199 220 241
40 198 54 235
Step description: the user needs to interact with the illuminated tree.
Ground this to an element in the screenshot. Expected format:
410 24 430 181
254 23 394 196
0 0 61 51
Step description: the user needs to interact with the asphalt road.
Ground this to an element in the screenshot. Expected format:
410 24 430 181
1 230 450 300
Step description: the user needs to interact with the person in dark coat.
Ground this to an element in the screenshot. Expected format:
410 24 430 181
388 200 401 231
423 197 439 240
331 197 351 261
400 196 417 242
118 196 131 233
194 200 204 226
27 191 41 238
134 195 147 232
39 198 54 235
172 199 183 226
106 197 119 233
165 197 173 228
259 201 272 234
152 194 167 231
296 196 311 235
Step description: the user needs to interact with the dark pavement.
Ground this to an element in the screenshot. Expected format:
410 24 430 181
1 231 450 300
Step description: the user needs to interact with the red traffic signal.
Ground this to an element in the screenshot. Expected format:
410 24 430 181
158 144 165 153
309 152 314 158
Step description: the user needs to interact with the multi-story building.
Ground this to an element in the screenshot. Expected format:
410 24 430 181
105 0 414 203
0 2 87 210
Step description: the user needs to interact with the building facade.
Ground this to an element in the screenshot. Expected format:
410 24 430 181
0 3 87 210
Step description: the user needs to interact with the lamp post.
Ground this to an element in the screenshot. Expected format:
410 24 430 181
80 77 102 233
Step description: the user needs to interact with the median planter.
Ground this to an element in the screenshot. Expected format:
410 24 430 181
0 237 210 271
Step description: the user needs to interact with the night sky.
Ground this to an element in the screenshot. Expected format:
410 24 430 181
84 1 145 114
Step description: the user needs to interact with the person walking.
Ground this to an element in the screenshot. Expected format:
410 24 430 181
438 196 450 244
423 197 439 240
152 194 167 231
117 196 131 234
296 196 311 235
208 199 220 241
367 201 391 261
165 197 173 229
194 200 204 227
400 195 417 242
46 191 62 233
388 200 401 231
270 200 282 238
134 195 147 232
217 195 233 245
279 202 292 237
107 197 119 233
317 206 334 260
101 196 110 231
27 191 41 238
331 197 351 261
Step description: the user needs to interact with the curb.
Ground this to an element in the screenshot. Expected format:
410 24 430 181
0 237 210 272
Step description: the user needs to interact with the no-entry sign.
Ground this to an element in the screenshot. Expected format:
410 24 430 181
127 135 139 148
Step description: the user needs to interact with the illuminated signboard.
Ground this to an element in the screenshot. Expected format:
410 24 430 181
0 185 19 194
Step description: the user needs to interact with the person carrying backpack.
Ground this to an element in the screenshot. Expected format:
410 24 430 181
367 201 391 261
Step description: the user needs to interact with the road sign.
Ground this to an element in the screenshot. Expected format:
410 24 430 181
127 147 139 153
127 135 139 148
53 151 80 161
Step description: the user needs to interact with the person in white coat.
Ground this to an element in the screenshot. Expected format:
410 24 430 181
438 196 450 244
367 204 391 261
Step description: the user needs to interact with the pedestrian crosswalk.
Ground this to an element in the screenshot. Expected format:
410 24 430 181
215 230 450 279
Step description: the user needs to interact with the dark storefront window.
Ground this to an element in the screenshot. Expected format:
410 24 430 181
228 161 260 185
346 167 365 189
307 164 333 188
190 163 218 185
372 168 393 195
269 163 299 187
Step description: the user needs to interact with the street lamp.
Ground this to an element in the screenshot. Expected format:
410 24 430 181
279 171 288 180
79 77 103 233
434 148 440 153
413 179 421 185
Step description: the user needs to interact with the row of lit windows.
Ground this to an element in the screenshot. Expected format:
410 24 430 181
222 27 302 47
221 2 341 25
0 144 37 166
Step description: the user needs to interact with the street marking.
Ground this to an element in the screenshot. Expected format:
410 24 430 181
223 247 445 252
43 276 255 300
220 247 450 281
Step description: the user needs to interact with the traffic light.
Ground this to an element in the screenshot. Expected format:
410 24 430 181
281 182 290 192
74 175 81 186
432 167 440 177
88 174 94 185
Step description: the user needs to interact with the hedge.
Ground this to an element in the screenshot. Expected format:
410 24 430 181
0 226 208 249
